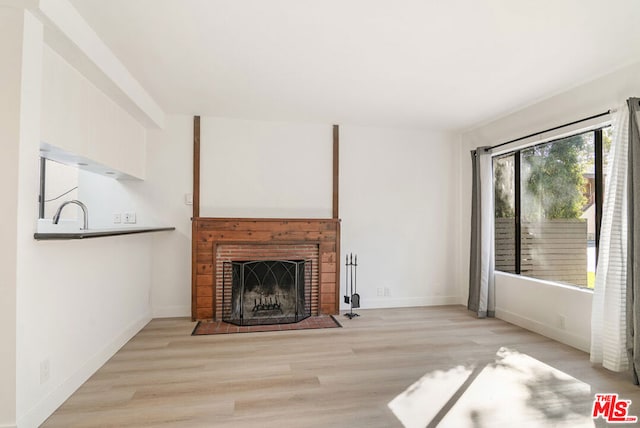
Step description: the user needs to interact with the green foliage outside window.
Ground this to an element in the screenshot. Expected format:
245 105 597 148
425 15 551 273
494 133 593 220
494 158 515 218
521 135 587 220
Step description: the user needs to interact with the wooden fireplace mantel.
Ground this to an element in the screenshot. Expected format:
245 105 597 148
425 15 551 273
192 217 341 320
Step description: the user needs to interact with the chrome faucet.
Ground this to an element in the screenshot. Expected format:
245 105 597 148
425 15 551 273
53 200 88 230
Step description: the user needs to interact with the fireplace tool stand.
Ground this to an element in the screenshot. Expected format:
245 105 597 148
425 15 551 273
344 253 360 319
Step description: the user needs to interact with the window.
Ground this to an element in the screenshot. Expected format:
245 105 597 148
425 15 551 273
494 154 517 273
39 158 79 220
493 127 611 289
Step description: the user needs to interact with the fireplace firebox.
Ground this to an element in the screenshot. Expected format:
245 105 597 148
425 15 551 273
222 260 312 326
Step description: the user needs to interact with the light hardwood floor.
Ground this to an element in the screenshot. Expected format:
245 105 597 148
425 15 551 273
43 306 640 427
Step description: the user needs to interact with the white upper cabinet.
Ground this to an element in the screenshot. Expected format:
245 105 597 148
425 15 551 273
116 107 146 179
41 47 89 157
41 46 146 179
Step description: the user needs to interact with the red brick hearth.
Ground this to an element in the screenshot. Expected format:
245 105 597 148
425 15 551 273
192 218 340 320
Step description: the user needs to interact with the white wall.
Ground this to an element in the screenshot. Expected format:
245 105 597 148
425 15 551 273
12 11 158 428
72 115 193 317
200 117 333 218
459 60 640 350
15 238 153 427
74 115 193 320
0 6 27 427
340 125 460 309
138 115 193 318
77 115 193 319
195 117 462 309
495 273 592 352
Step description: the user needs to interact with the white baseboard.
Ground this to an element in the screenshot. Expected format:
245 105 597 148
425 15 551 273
0 424 17 428
496 307 589 353
152 305 190 318
17 311 152 428
340 295 461 311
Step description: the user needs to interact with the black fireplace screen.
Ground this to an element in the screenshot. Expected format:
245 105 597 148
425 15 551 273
222 260 312 326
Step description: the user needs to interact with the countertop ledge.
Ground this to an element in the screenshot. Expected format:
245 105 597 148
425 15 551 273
34 227 175 240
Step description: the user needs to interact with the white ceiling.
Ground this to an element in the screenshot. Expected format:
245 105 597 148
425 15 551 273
69 0 640 131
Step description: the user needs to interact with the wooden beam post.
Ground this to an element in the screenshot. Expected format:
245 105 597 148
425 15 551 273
332 124 339 219
193 116 201 218
332 125 340 315
191 116 201 320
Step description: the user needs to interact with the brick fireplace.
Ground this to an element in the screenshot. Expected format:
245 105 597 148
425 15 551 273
192 218 340 320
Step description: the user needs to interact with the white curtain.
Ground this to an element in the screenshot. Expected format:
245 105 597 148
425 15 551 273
590 105 629 371
468 148 495 318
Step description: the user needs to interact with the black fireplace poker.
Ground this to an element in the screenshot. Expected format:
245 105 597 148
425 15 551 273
344 253 360 319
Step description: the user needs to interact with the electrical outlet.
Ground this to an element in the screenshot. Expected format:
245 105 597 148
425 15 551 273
113 213 121 224
377 288 383 296
384 287 390 297
558 315 566 330
40 359 50 384
123 212 137 224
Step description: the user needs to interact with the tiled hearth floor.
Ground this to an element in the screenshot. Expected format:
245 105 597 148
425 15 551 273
191 315 341 335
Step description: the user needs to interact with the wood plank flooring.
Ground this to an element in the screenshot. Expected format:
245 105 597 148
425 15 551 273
42 306 640 427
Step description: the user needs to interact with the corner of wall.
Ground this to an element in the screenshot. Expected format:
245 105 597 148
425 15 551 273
152 305 191 318
496 308 589 353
